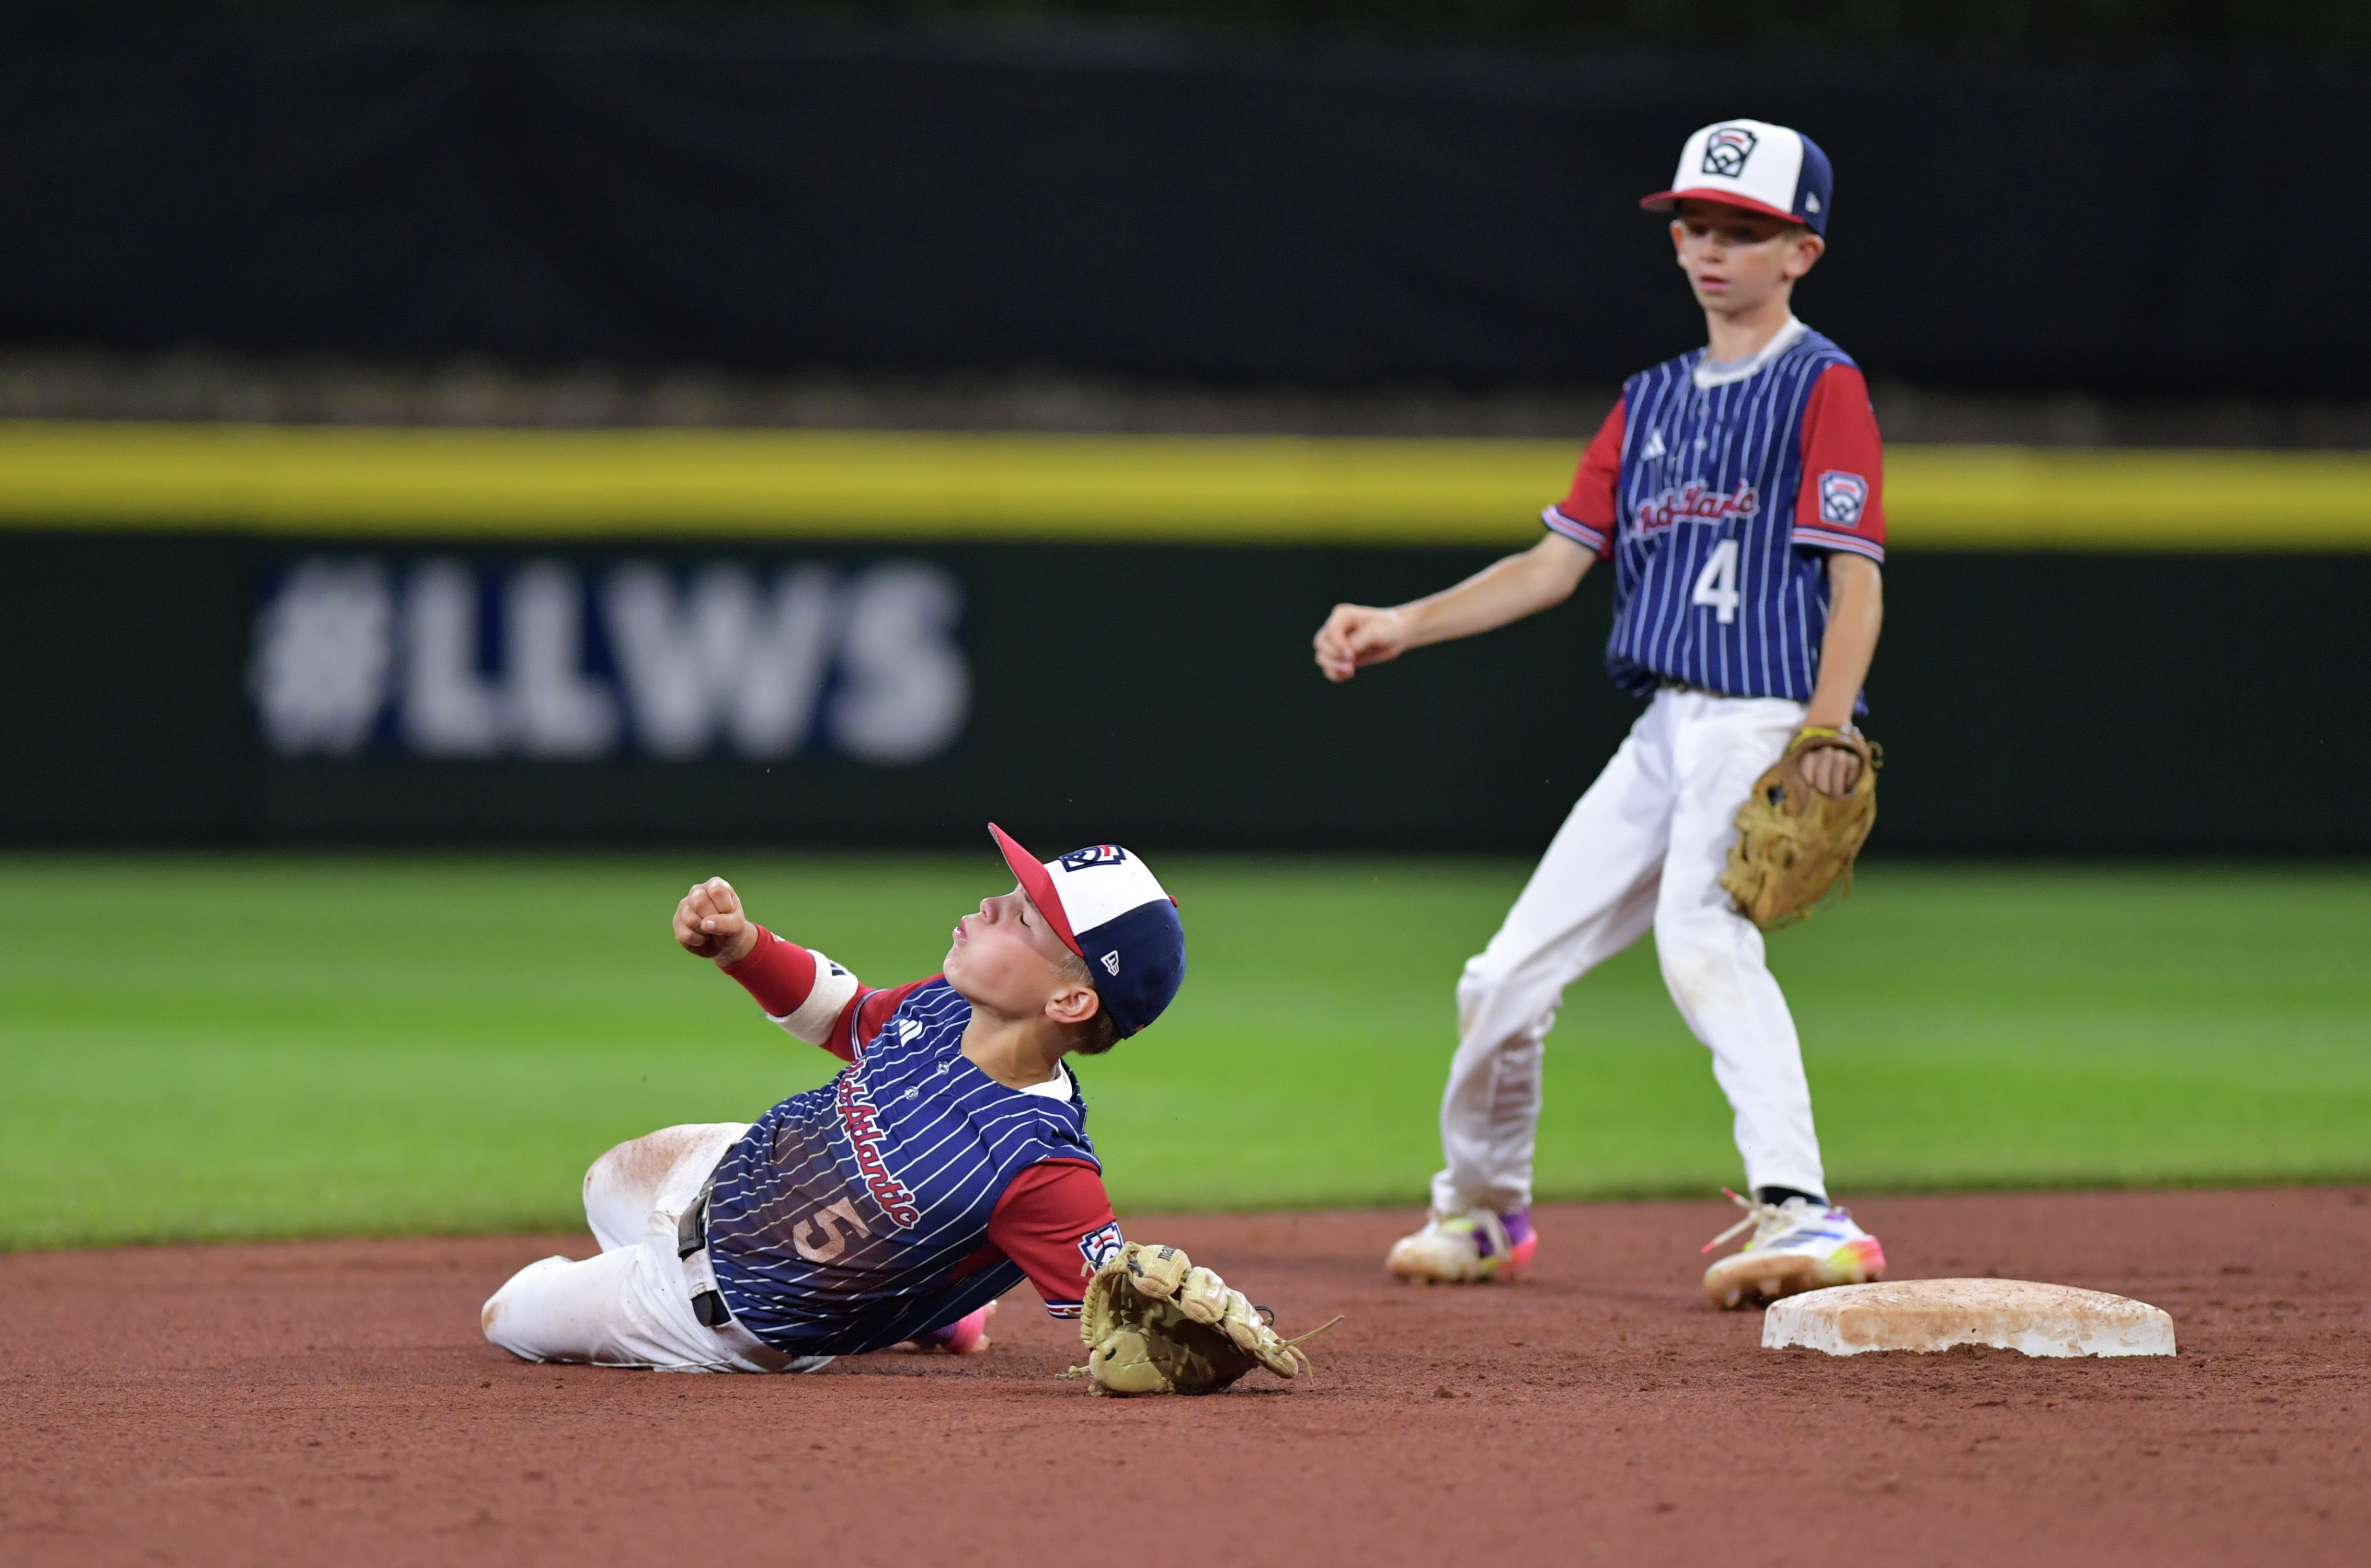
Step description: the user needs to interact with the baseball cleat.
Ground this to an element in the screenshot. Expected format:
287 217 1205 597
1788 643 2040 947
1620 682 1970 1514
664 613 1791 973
1384 1207 1537 1284
1700 1190 1885 1309
909 1300 997 1355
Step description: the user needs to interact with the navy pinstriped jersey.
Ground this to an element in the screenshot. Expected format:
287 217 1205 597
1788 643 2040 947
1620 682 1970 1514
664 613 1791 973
1544 321 1886 703
704 978 1099 1357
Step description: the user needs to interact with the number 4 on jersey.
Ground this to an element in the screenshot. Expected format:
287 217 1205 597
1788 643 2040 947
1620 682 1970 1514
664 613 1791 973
1691 538 1742 625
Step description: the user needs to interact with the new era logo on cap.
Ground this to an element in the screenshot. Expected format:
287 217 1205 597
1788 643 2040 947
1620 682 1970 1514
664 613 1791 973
990 823 1186 1038
1641 119 1834 235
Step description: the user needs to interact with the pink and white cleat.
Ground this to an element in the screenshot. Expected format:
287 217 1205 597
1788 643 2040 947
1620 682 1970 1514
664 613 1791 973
911 1300 998 1354
1700 1190 1885 1309
1385 1207 1538 1284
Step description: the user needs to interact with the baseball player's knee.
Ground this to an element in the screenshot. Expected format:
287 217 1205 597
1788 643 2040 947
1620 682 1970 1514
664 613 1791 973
1453 959 1495 1017
583 1135 644 1198
587 1123 708 1209
1454 964 1529 1042
1655 915 1777 1027
482 1255 570 1347
1654 901 1759 963
1456 944 1548 1013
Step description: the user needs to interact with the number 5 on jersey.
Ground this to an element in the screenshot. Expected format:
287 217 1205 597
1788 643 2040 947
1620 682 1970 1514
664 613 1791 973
792 1196 873 1262
1692 538 1742 625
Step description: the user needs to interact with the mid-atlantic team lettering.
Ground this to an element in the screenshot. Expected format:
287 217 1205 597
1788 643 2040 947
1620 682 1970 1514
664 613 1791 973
1635 479 1759 535
835 1071 924 1228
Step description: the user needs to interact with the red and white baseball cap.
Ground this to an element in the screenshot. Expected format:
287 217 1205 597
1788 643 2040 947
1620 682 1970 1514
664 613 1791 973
1640 120 1834 235
989 824 1185 1038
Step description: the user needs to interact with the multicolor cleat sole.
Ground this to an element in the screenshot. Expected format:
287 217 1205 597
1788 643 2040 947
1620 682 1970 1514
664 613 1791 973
1704 1233 1885 1310
1384 1214 1537 1284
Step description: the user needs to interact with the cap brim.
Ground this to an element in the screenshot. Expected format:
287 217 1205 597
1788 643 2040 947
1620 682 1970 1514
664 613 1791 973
1639 188 1802 223
987 822 1082 955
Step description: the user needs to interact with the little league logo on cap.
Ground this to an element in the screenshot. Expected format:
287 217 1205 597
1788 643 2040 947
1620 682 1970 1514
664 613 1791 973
1701 124 1758 178
1640 119 1834 235
990 823 1185 1037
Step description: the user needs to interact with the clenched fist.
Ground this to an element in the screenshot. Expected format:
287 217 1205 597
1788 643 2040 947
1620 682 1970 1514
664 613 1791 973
675 875 760 965
1311 603 1411 683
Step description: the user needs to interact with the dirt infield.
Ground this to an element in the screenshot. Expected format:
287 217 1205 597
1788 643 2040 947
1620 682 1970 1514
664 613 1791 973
4 1189 2365 1567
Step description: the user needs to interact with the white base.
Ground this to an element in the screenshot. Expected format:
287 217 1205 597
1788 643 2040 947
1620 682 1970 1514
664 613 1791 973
1761 1278 2177 1358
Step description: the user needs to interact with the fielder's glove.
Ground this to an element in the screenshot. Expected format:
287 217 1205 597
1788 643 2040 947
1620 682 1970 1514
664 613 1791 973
1070 1242 1338 1396
1721 725 1882 930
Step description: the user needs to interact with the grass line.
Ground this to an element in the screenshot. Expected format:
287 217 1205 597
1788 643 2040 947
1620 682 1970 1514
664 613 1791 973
2 855 2366 1247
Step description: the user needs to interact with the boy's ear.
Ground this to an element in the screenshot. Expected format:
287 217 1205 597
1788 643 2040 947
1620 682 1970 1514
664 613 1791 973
1784 231 1826 279
1045 983 1102 1028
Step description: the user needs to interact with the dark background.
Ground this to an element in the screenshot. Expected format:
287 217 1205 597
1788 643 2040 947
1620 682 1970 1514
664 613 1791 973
4 533 2362 855
0 11 2365 398
1 7 2362 856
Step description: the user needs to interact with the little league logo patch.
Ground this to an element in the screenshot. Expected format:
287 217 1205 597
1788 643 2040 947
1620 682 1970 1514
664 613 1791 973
1701 125 1758 178
1058 845 1129 872
1077 1221 1125 1271
1818 471 1870 526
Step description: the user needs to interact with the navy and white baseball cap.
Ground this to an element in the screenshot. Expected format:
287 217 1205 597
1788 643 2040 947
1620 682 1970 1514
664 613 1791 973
990 824 1185 1038
1640 120 1834 236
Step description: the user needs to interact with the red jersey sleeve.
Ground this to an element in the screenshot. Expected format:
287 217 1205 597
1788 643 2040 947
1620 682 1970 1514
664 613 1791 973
1792 364 1886 562
844 978 938 1059
982 1159 1120 1319
718 926 936 1064
1543 396 1624 558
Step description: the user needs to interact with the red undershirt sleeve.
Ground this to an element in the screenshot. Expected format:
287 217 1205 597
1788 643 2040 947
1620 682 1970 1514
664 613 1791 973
1543 396 1624 558
1792 364 1886 562
982 1160 1120 1319
718 926 819 1016
719 927 938 1063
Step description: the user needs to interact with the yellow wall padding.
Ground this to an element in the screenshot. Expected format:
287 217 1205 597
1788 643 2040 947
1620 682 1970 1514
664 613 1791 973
0 421 2362 549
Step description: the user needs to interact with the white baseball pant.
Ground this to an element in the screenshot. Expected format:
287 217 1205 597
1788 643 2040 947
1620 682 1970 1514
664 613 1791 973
1429 686 1829 1216
480 1121 801 1373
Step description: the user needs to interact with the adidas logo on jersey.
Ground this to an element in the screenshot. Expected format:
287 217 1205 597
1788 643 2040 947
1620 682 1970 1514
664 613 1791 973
1641 428 1667 459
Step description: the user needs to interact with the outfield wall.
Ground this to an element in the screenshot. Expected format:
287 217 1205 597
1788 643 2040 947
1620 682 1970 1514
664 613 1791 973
2 424 2362 857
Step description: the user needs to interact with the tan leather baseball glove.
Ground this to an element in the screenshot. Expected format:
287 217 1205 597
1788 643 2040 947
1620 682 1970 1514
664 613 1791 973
1070 1242 1338 1396
1721 725 1882 929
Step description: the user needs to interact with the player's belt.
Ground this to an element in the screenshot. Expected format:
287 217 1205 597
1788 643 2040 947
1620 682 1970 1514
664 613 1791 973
675 1179 733 1330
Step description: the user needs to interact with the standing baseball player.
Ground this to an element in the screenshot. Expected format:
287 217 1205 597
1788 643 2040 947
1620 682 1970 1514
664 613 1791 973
480 825 1187 1370
1313 120 1889 1308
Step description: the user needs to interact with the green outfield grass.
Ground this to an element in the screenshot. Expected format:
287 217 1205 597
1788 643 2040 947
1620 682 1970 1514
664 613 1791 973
1 854 2366 1249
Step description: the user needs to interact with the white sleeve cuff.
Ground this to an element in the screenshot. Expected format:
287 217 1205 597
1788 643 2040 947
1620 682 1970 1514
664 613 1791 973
771 949 861 1046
